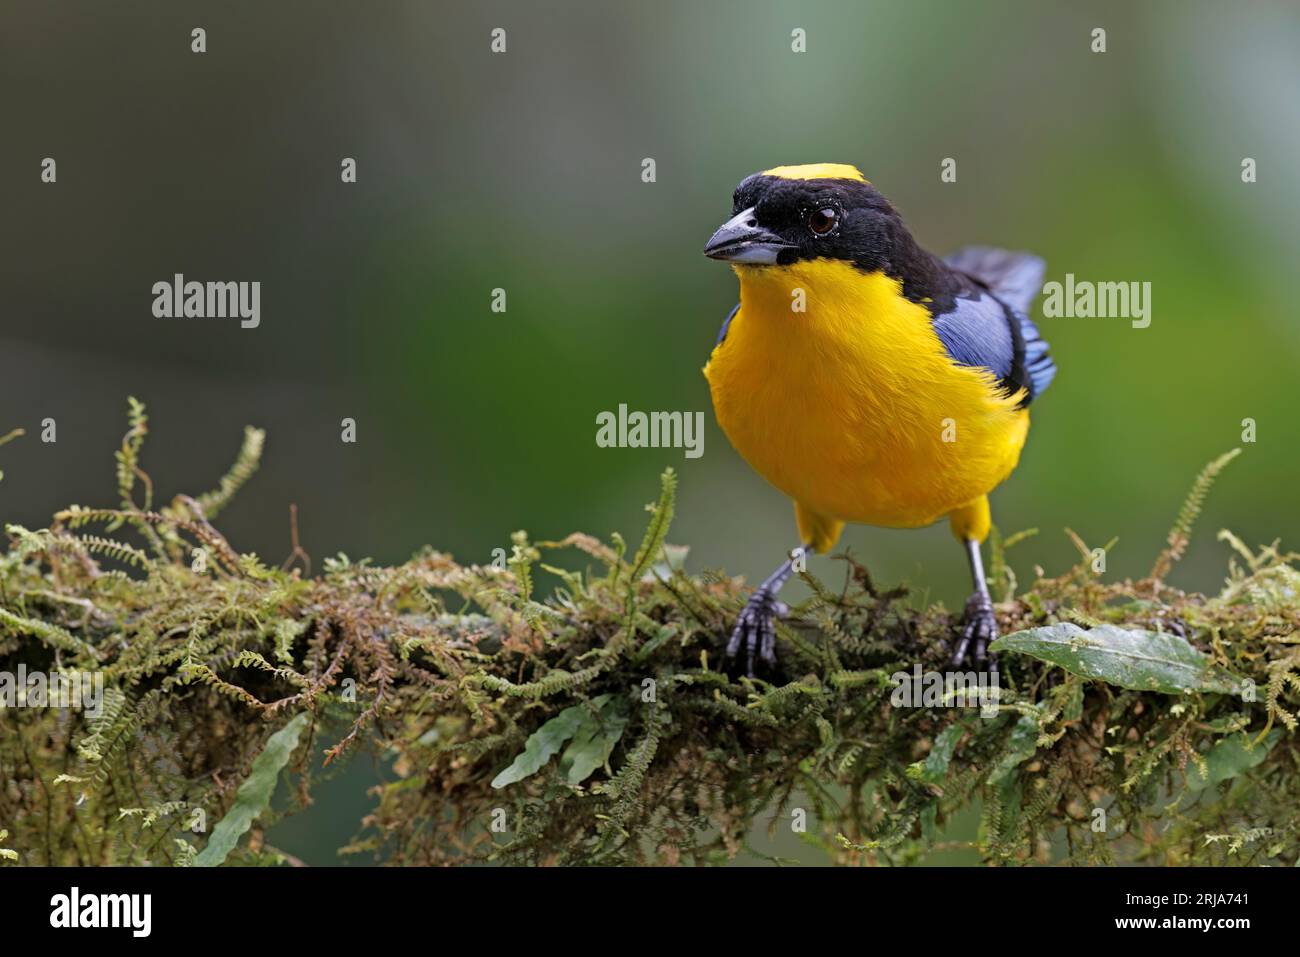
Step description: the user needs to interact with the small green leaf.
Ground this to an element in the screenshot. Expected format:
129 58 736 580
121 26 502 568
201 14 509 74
1203 713 1251 734
559 697 629 785
990 623 1243 694
1186 731 1280 790
988 713 1040 784
634 624 676 663
650 543 690 579
916 723 966 785
195 711 310 867
491 696 612 789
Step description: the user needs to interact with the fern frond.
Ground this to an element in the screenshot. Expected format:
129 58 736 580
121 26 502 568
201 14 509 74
74 534 150 570
0 606 97 659
115 396 149 510
195 426 265 519
623 468 676 587
472 664 604 698
1151 448 1241 579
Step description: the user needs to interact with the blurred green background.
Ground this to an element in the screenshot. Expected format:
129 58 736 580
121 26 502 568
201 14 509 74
3 0 1297 864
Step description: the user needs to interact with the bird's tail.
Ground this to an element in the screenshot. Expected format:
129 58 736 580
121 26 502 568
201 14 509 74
943 246 1045 316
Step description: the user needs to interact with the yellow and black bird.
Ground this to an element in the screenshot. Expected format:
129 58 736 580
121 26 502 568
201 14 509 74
703 163 1055 676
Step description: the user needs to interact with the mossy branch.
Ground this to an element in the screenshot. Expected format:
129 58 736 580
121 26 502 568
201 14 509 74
0 403 1296 867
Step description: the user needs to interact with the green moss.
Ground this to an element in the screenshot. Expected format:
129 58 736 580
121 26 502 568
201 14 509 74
0 401 1296 866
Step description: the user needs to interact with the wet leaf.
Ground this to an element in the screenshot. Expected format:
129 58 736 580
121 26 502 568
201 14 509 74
991 623 1242 694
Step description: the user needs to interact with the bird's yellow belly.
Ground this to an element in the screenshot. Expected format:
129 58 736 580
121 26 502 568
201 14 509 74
704 261 1030 529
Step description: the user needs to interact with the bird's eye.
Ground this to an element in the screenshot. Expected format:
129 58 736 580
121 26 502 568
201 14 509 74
808 207 838 235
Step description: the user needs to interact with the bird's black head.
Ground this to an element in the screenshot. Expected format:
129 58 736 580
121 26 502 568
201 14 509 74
703 164 902 270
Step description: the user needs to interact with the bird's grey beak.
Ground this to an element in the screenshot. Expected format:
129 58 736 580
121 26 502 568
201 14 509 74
703 207 793 264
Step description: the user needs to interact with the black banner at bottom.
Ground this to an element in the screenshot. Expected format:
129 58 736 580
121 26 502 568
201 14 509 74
0 864 1281 944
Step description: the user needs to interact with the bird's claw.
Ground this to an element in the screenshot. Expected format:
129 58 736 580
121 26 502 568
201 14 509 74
950 592 998 673
725 588 788 677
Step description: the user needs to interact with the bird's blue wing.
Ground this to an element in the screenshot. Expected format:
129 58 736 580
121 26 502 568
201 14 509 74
931 291 1016 384
937 248 1056 405
715 302 740 347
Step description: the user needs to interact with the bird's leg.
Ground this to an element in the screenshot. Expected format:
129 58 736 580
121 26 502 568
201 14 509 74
950 538 998 672
726 544 809 677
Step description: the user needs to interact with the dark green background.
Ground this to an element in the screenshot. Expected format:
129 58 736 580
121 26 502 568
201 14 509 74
3 0 1296 864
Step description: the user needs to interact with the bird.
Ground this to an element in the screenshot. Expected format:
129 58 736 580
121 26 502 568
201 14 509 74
702 163 1055 677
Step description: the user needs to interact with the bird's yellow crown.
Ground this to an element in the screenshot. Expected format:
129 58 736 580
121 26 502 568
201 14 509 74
760 163 868 183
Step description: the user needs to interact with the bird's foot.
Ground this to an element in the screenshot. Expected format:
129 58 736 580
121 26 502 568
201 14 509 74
725 587 787 677
950 592 999 673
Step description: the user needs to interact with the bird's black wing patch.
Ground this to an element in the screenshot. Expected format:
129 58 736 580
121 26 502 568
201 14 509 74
715 302 740 347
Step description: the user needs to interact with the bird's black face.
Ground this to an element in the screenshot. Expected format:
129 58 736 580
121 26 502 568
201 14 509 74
703 172 898 269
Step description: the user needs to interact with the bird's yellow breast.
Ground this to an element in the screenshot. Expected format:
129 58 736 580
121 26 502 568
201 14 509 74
704 260 1030 529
